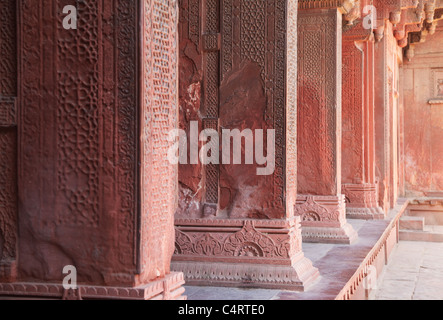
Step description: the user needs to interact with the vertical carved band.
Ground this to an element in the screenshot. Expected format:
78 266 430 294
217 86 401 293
202 0 220 206
0 0 18 280
140 0 178 281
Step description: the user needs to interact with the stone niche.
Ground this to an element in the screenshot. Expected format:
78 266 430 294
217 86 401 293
173 0 319 290
0 0 184 300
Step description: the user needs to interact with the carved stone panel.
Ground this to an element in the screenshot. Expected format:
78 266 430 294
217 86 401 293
178 0 296 219
297 9 342 196
0 0 18 282
0 0 17 97
140 0 179 284
429 68 443 104
342 41 364 184
18 0 139 286
173 0 319 290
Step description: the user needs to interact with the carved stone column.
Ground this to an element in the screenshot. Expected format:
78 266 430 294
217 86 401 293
0 0 184 300
374 20 400 213
341 14 384 220
0 0 18 283
296 5 358 244
173 0 319 291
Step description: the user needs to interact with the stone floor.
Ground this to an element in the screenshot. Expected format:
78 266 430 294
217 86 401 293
185 238 443 300
372 241 443 300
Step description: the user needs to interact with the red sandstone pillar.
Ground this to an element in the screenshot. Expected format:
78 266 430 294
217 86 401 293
172 0 319 291
371 0 420 212
374 20 402 213
296 6 358 244
0 0 18 283
341 19 384 220
0 0 185 300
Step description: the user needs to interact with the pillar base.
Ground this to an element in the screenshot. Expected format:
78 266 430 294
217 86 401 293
172 255 319 291
0 272 186 300
172 218 319 291
346 207 385 220
343 184 385 220
301 223 359 244
295 195 358 244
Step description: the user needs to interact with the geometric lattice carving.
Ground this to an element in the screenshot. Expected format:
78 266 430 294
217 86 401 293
140 0 178 282
18 0 139 284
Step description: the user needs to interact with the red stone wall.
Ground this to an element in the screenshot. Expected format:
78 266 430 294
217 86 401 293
374 21 403 211
403 26 443 197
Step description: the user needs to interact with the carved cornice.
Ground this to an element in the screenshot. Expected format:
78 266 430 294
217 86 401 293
404 3 443 60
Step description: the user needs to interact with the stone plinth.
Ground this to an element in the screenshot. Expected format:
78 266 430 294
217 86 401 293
172 218 319 290
343 184 385 220
295 195 358 244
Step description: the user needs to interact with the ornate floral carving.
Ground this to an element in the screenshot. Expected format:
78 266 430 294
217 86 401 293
175 230 194 255
294 197 329 221
225 222 276 257
302 212 321 222
174 220 295 259
195 234 224 255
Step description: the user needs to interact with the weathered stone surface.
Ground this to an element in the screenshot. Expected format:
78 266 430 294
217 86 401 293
403 26 443 198
341 16 384 219
0 0 184 300
173 0 319 290
2 0 443 301
0 0 18 283
296 7 358 243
